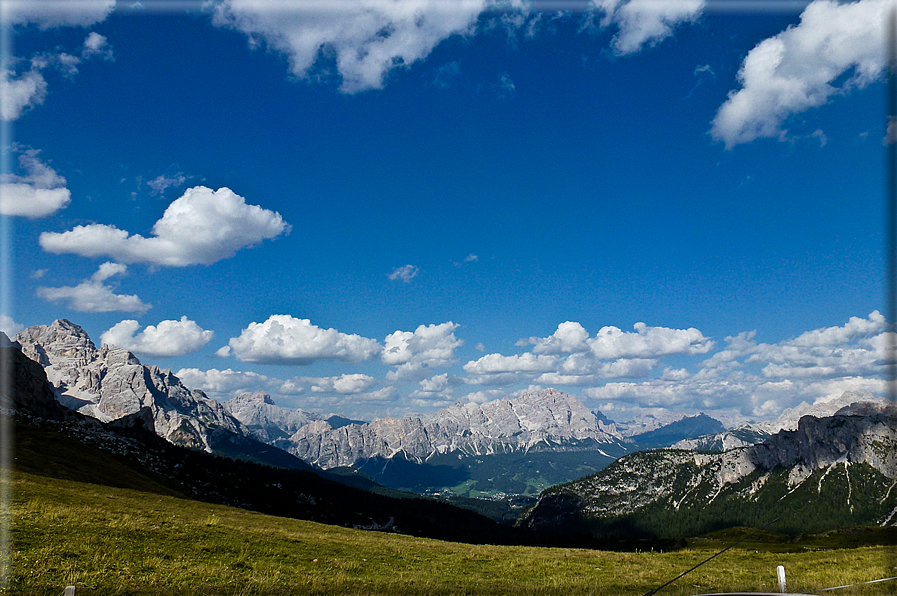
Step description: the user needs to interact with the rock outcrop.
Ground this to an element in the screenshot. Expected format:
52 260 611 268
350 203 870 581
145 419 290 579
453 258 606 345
15 320 245 452
522 406 897 536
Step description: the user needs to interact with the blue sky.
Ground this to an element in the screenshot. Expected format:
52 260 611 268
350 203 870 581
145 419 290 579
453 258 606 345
2 0 891 423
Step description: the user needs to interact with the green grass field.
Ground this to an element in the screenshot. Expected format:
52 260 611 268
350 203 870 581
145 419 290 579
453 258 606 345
5 469 895 596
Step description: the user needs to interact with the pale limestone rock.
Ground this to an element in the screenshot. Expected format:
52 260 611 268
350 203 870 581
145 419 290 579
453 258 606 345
288 388 626 469
15 319 245 452
223 391 322 443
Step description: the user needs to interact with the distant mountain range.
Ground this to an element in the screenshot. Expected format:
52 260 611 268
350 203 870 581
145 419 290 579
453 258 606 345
10 319 894 507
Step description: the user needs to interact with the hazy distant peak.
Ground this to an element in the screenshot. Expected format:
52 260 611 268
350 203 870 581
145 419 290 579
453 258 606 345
232 391 276 406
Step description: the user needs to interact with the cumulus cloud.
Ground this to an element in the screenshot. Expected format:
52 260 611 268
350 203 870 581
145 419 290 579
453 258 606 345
36 262 151 314
746 311 887 380
464 352 558 376
388 264 419 283
0 146 71 217
0 66 47 121
81 32 114 60
212 0 490 93
220 315 381 365
101 316 214 357
591 0 704 56
40 186 290 266
529 321 590 355
0 315 24 336
581 312 893 419
788 310 886 347
175 367 274 395
5 0 115 28
383 322 462 380
701 330 758 370
1 33 114 122
711 0 888 148
308 374 377 394
587 322 713 359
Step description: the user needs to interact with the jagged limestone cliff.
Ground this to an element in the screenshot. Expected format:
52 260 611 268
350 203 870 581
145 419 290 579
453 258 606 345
15 320 247 453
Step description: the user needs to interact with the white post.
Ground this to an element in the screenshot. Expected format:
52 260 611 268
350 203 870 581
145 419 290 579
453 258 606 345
777 565 787 593
64 587 76 596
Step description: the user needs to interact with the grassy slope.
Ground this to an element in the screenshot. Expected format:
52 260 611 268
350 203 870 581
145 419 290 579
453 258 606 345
5 472 895 595
6 421 896 595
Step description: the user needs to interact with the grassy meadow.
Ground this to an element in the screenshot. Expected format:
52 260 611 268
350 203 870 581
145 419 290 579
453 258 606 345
5 469 896 596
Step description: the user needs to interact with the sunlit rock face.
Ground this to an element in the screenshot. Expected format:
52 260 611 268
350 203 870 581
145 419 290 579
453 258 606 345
15 319 245 452
288 388 627 469
223 391 323 444
521 401 897 536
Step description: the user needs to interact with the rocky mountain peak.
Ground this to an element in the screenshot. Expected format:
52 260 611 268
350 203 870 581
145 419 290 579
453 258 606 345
761 390 884 433
15 319 97 367
223 392 323 443
13 320 247 453
232 391 277 406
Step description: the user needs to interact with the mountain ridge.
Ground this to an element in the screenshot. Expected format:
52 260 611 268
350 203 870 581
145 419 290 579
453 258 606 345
13 319 310 469
521 404 897 538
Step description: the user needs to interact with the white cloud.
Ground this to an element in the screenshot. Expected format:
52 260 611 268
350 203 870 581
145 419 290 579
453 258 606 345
388 264 419 283
309 374 376 394
1 33 114 122
886 116 897 145
418 372 452 393
711 0 888 148
175 367 273 395
0 147 71 217
591 0 704 56
744 312 887 380
81 32 114 60
36 262 151 314
661 367 690 381
0 315 24 336
221 315 381 364
5 0 115 28
0 67 47 121
39 186 290 266
463 352 558 375
536 356 656 385
213 0 490 93
101 316 214 357
701 330 758 369
587 322 713 359
92 261 127 281
580 312 892 419
788 310 885 347
382 322 462 379
529 321 590 355
464 388 508 404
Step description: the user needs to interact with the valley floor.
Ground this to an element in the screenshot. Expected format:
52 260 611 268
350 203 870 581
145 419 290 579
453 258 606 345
4 471 895 596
